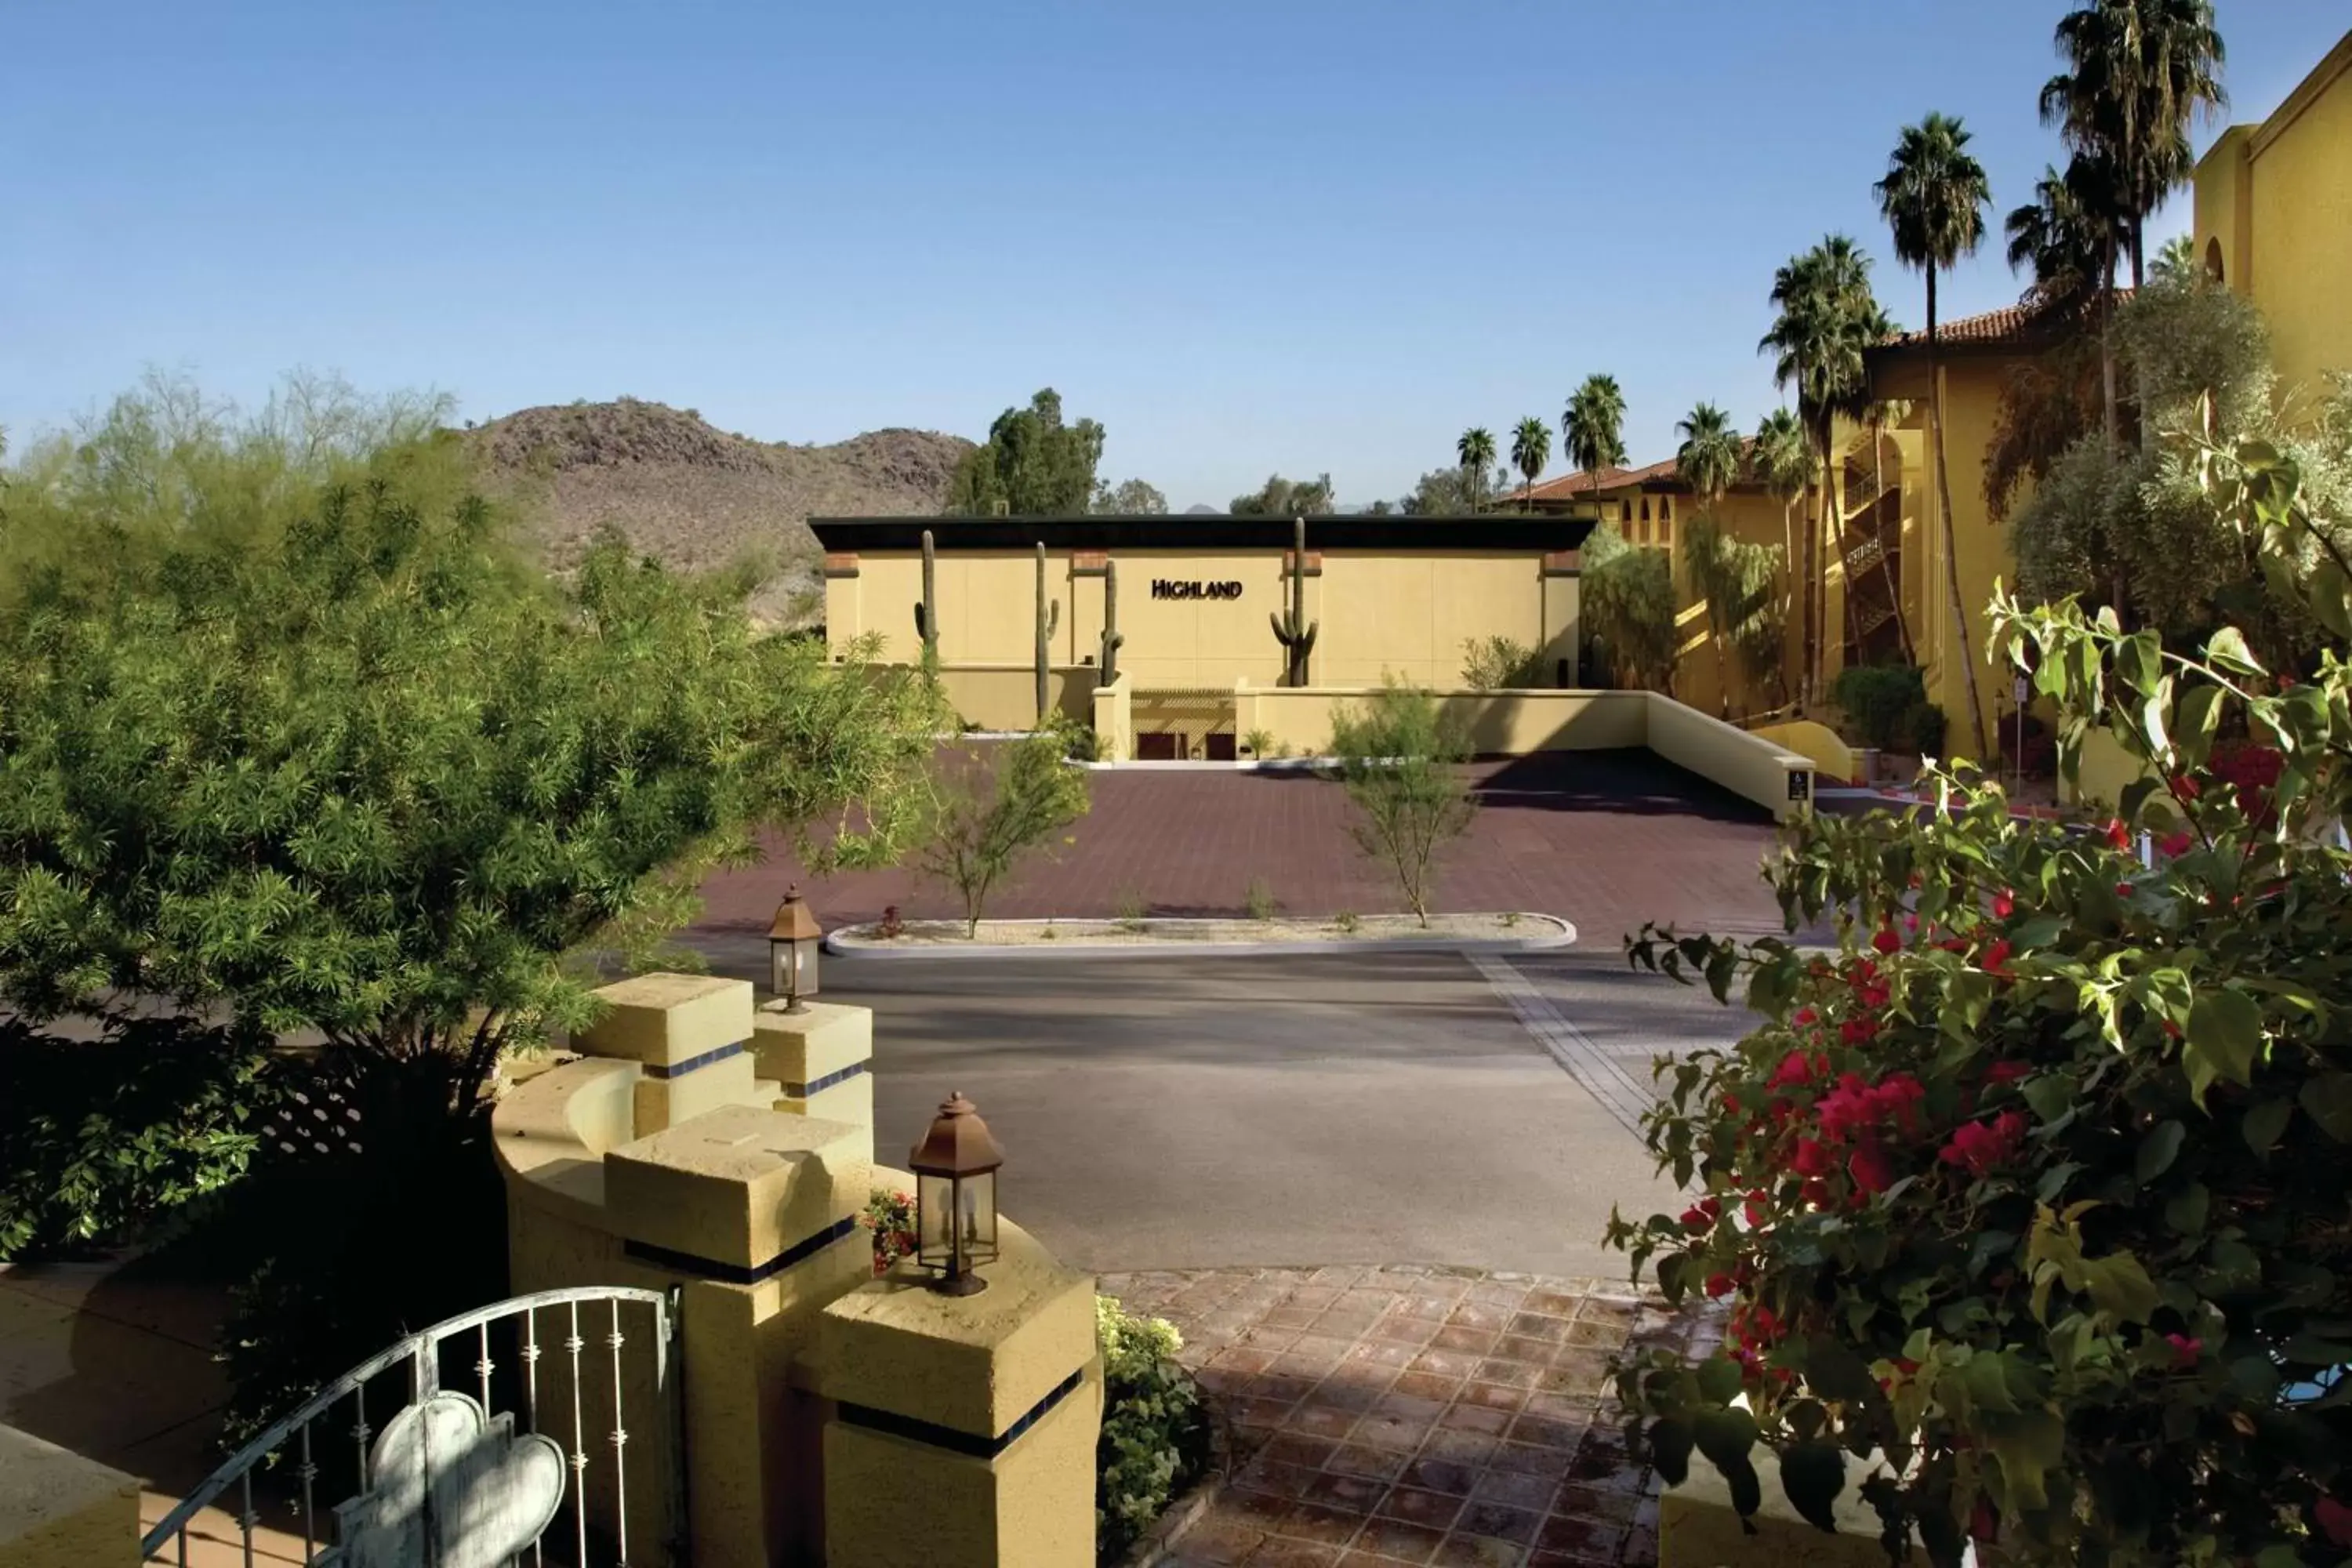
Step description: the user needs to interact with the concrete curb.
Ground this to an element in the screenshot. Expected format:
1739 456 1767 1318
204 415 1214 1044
823 913 1577 960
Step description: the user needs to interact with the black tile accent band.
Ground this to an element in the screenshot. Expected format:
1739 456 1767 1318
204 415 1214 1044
782 1061 870 1098
642 1040 746 1080
810 514 1600 555
624 1213 858 1286
837 1365 1087 1459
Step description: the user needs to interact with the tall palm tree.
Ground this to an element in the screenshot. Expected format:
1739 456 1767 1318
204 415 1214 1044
1674 403 1742 512
1457 427 1496 514
1509 417 1552 510
1751 408 1810 705
2004 157 2127 316
1759 238 1883 706
1876 111 1993 760
1563 375 1628 522
2041 0 2226 291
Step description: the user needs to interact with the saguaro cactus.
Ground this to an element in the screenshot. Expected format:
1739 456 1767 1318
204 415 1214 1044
1270 516 1319 687
1034 543 1061 724
912 528 938 662
1098 560 1124 688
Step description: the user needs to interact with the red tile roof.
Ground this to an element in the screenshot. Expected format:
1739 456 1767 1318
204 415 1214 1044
1522 438 1763 501
1879 290 2130 350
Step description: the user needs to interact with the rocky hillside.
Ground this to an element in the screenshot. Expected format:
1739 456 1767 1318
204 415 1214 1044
469 398 973 626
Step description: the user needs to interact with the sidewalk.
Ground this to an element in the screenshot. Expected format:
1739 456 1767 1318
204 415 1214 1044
1099 1265 1701 1568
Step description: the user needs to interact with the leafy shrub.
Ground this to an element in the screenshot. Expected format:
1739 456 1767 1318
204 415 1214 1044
1605 434 2352 1566
1900 700 1947 758
1242 728 1274 759
1096 1295 1213 1559
1329 682 1478 927
1833 663 1929 750
1244 877 1277 920
0 1014 276 1261
1334 911 1361 935
1461 634 1542 690
877 904 906 940
1114 887 1148 934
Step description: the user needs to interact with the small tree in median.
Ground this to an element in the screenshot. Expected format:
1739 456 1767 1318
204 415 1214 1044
1327 682 1477 927
919 724 1092 937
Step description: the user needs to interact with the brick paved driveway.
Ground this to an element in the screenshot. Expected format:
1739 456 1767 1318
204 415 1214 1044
695 750 1794 948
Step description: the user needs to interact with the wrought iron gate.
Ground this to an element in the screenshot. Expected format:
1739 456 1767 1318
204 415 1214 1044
142 1286 684 1567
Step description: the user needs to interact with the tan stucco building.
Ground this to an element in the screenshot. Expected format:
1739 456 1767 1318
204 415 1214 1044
814 513 1597 756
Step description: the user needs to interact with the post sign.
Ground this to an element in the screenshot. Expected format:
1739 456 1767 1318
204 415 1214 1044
1788 770 1812 801
1150 579 1243 601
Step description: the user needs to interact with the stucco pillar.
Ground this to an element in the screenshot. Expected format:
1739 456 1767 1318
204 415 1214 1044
0 1425 139 1568
806 1223 1102 1568
573 973 777 1136
753 1000 875 1161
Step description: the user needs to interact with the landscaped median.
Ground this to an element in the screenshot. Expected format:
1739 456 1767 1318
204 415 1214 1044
825 911 1576 958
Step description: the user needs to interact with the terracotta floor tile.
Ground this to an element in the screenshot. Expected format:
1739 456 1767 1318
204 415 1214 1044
1263 1432 1342 1472
1450 1501 1543 1547
1438 1400 1515 1436
1214 1347 1279 1377
1262 1304 1324 1330
1540 1351 1613 1394
1507 1412 1583 1451
1353 1411 1436 1453
1276 1501 1369 1549
1319 1376 1394 1414
1253 1371 1326 1406
1392 1370 1462 1403
1466 1281 1531 1309
1534 1512 1624 1557
1497 1334 1557 1363
1470 1469 1561 1512
1429 1324 1501 1356
1520 1392 1598 1427
1526 1554 1613 1568
1310 1267 1373 1290
1350 1517 1449 1563
1408 1347 1483 1380
1548 1483 1639 1526
1370 1316 1439 1349
1324 1442 1410 1482
1241 1325 1308 1354
1457 1379 1528 1414
1375 1486 1466 1530
1563 1321 1624 1350
1523 1290 1584 1319
1398 1455 1481 1498
1432 1532 1531 1566
1237 1460 1327 1501
1301 1470 1392 1515
1180 1516 1274 1565
1397 1291 1464 1322
1347 1341 1421 1374
1417 1428 1501 1469
1620 1522 1659 1566
1486 1443 1577 1482
1445 1300 1512 1332
1284 1404 1366 1443
1374 1389 1449 1424
1228 1487 1301 1526
1472 1358 1541 1390
1247 1539 1348 1568
1290 1331 1360 1367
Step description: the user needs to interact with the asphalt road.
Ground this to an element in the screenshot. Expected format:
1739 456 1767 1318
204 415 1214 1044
687 938 1758 1281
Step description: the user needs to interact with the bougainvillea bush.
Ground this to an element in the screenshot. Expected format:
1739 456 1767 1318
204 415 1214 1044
1605 434 2352 1566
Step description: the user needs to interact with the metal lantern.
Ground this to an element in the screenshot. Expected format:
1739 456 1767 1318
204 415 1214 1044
908 1091 1004 1295
768 885 822 1012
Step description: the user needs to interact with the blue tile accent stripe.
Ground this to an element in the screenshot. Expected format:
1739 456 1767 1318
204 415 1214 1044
781 1060 870 1099
642 1040 746 1080
837 1364 1086 1458
623 1212 858 1286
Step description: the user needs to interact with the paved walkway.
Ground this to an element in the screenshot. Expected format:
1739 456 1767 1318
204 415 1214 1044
695 751 1796 949
1099 1265 1708 1568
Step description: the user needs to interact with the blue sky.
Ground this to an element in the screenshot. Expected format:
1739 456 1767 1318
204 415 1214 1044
4 1 2344 510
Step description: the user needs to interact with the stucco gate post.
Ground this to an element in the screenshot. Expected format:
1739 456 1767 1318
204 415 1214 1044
496 973 1101 1568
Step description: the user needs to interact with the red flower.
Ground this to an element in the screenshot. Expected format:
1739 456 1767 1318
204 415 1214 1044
1904 913 1920 935
2105 818 2131 850
1722 1092 1742 1114
1839 1016 1880 1047
1982 939 2013 976
1743 1189 1770 1228
1703 1272 1735 1299
1984 1060 2031 1086
2158 829 2194 858
1769 1051 1815 1090
2164 1333 2202 1367
1940 1111 2029 1178
1871 927 1901 954
1991 888 2015 919
1680 1206 1711 1231
1791 1007 1817 1027
2115 881 2135 898
2316 1496 2352 1549
1799 1177 1832 1207
1791 1138 1836 1177
2166 772 2201 802
1848 1142 1896 1194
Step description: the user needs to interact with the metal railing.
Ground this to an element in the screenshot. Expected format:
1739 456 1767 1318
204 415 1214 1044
142 1286 681 1568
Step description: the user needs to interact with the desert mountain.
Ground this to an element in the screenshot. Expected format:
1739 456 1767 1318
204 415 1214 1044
469 398 973 625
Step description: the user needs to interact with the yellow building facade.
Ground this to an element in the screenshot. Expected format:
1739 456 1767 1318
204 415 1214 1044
815 514 1593 755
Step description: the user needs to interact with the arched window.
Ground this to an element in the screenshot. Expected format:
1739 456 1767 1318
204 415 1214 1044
2205 237 2225 285
1640 497 1651 522
1662 495 1674 521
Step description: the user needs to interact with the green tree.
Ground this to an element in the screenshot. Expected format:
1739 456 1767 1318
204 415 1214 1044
1229 473 1335 516
1876 115 1993 757
2005 157 2127 318
1091 477 1168 515
1563 375 1629 507
1581 524 1679 692
1327 683 1477 927
1751 407 1812 635
1761 238 1890 710
1679 514 1787 718
1457 428 1497 514
918 728 1093 937
1509 416 1552 510
1674 403 1743 510
945 389 1107 516
1396 465 1506 515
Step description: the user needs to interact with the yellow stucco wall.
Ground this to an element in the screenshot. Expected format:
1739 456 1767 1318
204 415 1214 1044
2196 31 2352 401
831 548 1572 691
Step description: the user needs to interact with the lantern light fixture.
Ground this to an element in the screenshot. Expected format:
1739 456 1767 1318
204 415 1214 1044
768 885 823 1013
907 1091 1004 1295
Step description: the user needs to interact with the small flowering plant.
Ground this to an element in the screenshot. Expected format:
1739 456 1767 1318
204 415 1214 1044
861 1188 916 1274
1606 436 2352 1566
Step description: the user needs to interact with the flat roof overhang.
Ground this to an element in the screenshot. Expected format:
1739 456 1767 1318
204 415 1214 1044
808 514 1602 554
